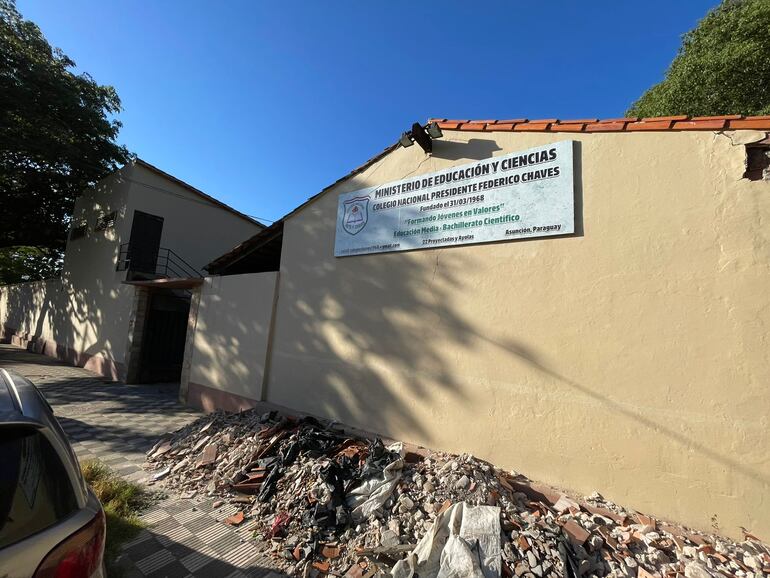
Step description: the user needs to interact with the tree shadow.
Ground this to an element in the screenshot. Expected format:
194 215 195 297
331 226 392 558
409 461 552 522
430 137 503 161
202 137 768 540
470 331 770 488
118 516 290 577
0 197 135 380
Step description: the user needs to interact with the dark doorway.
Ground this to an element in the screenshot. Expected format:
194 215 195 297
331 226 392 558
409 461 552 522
128 211 164 276
137 291 190 383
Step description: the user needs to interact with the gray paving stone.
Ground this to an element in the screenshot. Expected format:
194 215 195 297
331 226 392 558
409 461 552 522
0 344 286 578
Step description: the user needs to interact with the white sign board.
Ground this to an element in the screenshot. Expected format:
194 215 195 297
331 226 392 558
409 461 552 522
334 140 575 257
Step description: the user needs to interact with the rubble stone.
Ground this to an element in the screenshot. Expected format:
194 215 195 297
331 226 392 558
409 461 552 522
145 409 770 578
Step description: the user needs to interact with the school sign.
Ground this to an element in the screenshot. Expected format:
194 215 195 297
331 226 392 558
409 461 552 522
334 140 575 256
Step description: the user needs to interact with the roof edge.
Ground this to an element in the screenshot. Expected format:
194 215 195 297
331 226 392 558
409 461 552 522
206 142 399 272
429 115 770 133
206 112 770 272
133 158 264 228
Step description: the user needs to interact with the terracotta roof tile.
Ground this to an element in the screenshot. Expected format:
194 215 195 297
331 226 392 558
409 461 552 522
459 123 487 131
642 115 687 122
627 120 673 131
434 115 770 133
551 123 585 132
692 115 742 121
209 112 770 271
586 121 628 132
672 119 726 130
514 122 552 131
729 119 770 129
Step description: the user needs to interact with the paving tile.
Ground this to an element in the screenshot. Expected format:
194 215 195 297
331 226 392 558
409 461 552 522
0 344 284 578
180 545 219 573
185 515 219 534
197 523 231 546
174 508 208 525
146 560 191 578
221 542 262 569
136 549 176 575
124 536 167 563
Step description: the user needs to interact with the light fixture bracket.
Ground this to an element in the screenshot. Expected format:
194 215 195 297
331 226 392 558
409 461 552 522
398 121 444 153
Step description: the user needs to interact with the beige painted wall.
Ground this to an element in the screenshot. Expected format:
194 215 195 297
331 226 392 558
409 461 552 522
0 168 136 376
188 272 278 399
124 164 263 273
60 167 135 369
265 129 770 539
0 279 65 345
1 161 263 378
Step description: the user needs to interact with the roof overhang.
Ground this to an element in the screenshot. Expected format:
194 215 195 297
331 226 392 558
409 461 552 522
123 278 204 290
206 219 284 274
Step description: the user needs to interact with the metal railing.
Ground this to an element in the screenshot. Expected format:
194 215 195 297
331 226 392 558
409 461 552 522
116 243 202 279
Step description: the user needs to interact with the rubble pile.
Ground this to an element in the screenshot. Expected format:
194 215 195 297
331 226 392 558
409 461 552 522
146 410 770 578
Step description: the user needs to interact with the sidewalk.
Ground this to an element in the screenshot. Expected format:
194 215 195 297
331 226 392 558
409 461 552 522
0 344 286 578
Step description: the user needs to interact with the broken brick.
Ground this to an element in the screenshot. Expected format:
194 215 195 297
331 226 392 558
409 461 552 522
223 511 244 526
562 519 591 545
437 499 453 515
143 407 770 578
195 444 217 468
321 544 341 559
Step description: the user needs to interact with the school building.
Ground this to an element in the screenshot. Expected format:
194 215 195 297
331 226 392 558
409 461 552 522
2 115 770 539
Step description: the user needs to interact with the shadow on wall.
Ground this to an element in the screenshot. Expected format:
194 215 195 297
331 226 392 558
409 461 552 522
266 152 769 523
187 277 274 402
269 169 508 444
469 332 770 490
0 229 131 380
267 143 587 448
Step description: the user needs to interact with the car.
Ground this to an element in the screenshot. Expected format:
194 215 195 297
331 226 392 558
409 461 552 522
0 367 106 578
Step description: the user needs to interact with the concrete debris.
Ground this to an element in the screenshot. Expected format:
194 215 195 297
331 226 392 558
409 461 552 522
146 409 770 577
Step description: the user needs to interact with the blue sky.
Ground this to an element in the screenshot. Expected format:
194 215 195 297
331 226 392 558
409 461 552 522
20 0 717 224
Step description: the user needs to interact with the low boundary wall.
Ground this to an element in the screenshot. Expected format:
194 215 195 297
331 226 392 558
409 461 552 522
182 272 278 411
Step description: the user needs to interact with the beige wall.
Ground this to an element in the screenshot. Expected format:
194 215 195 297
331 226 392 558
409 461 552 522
60 167 135 371
187 272 278 404
265 129 770 539
0 279 64 346
1 161 263 379
124 165 263 273
0 168 136 377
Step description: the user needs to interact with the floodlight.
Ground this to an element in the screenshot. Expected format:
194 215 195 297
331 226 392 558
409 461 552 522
399 132 414 148
426 122 443 139
411 122 433 153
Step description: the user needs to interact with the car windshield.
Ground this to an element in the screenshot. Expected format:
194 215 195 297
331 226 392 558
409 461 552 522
0 427 78 549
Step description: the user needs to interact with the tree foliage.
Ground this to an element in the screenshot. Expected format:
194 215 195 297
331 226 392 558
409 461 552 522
0 0 130 282
0 246 62 284
628 0 770 118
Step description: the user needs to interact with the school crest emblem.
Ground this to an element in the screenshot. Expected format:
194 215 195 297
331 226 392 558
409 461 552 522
342 196 370 235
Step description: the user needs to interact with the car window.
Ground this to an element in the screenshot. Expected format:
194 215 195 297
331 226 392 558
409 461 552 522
0 427 78 549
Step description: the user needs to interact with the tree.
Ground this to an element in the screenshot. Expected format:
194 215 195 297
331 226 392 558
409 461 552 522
0 0 130 283
0 246 62 285
628 0 770 118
